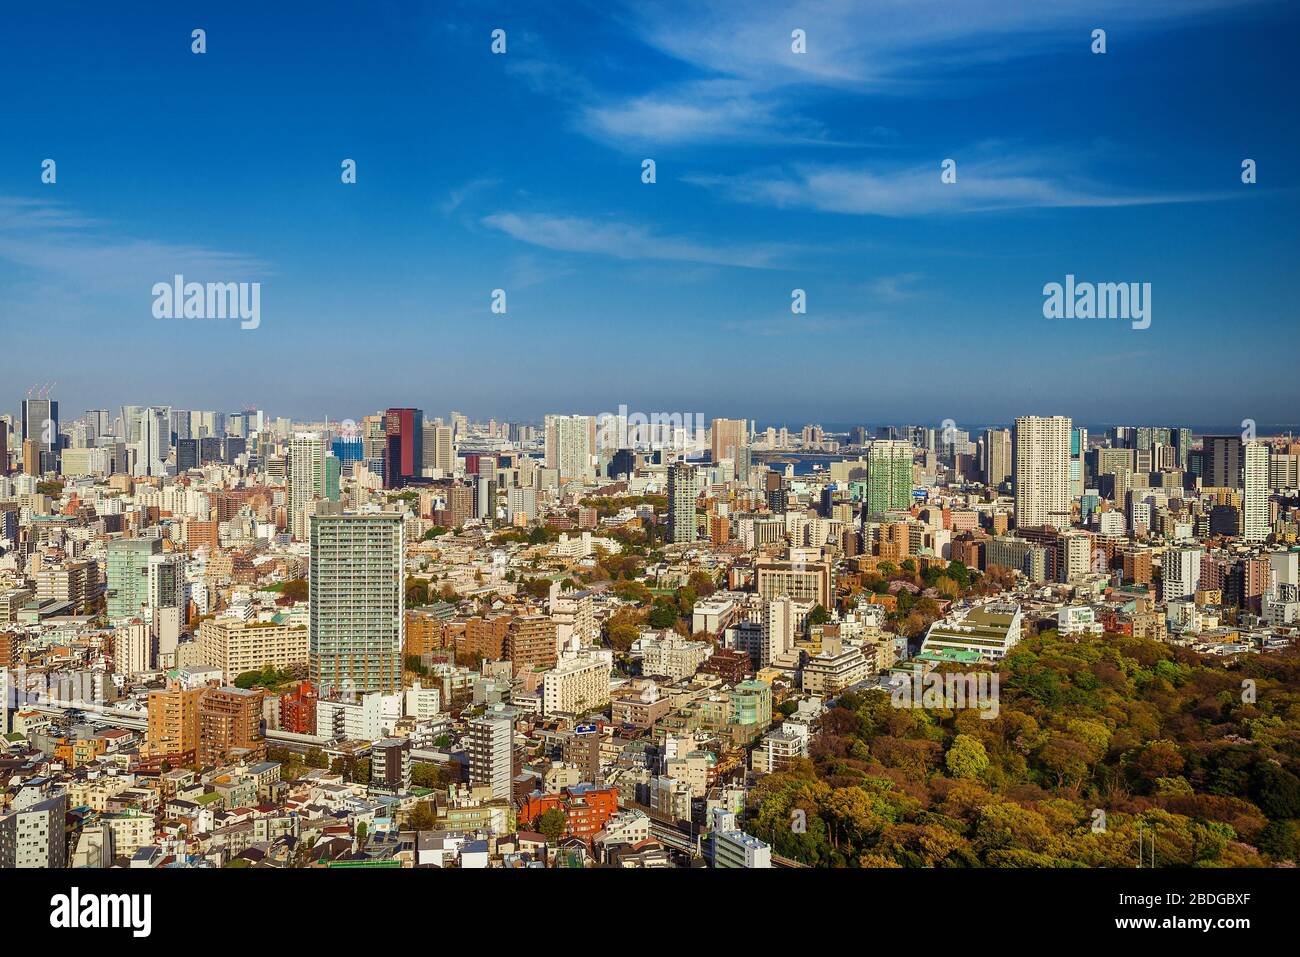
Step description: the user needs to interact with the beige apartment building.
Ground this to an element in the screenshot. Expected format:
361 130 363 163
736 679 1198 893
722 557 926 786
755 558 832 610
35 560 98 608
542 654 610 716
198 618 309 681
800 638 873 695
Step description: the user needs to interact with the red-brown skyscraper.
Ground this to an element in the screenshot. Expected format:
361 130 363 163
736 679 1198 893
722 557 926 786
384 408 423 489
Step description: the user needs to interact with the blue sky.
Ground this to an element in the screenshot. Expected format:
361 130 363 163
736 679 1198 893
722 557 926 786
1 0 1297 430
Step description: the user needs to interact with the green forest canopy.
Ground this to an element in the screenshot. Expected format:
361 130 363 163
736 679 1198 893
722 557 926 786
749 630 1300 868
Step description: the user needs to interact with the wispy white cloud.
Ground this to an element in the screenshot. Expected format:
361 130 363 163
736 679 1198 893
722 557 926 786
0 196 267 295
869 273 924 301
575 0 1257 145
482 211 788 269
630 0 1255 88
0 197 101 231
505 251 578 290
440 177 501 216
687 150 1230 216
578 79 849 148
582 82 776 146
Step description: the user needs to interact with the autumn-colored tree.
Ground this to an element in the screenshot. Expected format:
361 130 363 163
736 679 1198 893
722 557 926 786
409 801 437 830
405 577 430 608
280 578 308 602
411 762 445 789
946 734 990 780
607 621 640 652
747 630 1296 868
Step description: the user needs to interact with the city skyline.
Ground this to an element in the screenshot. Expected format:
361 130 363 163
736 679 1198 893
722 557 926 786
5 377 1299 878
5 0 1300 922
2 0 1298 423
8 395 1300 443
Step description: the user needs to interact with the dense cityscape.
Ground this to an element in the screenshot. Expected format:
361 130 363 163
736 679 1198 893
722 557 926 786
2 400 1299 871
0 2 1295 938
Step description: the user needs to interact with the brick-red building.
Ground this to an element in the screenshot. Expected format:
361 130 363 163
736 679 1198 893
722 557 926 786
280 681 318 734
699 647 751 685
518 785 618 841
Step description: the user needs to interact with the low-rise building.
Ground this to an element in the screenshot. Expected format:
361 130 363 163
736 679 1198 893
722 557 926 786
801 638 872 694
921 602 1022 662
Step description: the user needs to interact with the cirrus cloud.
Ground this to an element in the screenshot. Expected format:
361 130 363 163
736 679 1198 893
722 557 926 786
482 211 790 269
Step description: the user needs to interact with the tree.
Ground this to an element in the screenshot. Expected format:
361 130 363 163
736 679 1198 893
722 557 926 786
411 762 444 789
945 560 972 590
613 580 652 604
537 808 567 843
935 576 960 600
280 578 308 602
234 663 288 690
607 621 640 653
899 612 928 638
1251 762 1300 818
409 801 437 830
526 526 558 545
687 570 716 597
521 578 551 600
746 629 1291 869
353 757 371 785
1133 739 1186 785
405 577 430 608
945 734 990 780
647 603 679 629
305 748 329 769
822 787 886 851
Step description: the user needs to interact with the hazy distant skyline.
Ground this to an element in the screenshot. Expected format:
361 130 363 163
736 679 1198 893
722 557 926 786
2 0 1297 423
6 395 1298 443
